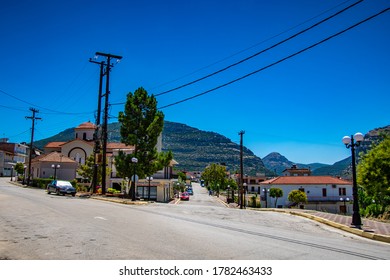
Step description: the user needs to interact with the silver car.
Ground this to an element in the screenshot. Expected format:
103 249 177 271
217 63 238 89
47 180 76 196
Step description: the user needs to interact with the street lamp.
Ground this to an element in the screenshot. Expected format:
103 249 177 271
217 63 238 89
340 197 350 215
146 176 153 201
131 157 138 201
51 164 60 180
342 132 364 228
263 188 268 208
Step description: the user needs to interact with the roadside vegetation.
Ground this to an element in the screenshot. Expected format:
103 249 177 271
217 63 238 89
357 136 390 219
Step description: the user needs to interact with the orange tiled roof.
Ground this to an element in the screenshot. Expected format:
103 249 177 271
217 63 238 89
44 142 66 148
107 143 134 149
75 121 96 130
260 176 351 185
32 151 77 163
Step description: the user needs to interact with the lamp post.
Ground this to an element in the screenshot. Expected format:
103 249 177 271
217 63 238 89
131 157 138 201
342 132 364 228
51 164 60 180
340 197 350 215
263 188 268 208
146 176 153 201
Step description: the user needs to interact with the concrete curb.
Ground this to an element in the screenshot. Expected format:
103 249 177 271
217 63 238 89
213 196 390 244
253 208 390 244
90 196 149 205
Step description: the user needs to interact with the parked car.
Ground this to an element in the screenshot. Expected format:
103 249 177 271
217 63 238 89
180 192 190 201
187 188 194 195
47 180 76 196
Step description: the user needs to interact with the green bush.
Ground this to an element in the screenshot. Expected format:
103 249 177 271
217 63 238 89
107 188 121 194
76 184 89 192
361 203 384 218
31 178 53 189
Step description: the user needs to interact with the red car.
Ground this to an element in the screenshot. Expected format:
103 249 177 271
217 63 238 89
180 192 190 201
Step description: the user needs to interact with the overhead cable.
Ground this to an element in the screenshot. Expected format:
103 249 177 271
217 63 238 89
155 0 364 97
158 6 390 110
149 0 358 91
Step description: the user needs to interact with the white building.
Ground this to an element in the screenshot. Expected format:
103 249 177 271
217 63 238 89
259 176 353 214
0 139 28 177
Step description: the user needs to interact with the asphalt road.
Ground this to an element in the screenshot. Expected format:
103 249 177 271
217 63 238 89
1 178 389 260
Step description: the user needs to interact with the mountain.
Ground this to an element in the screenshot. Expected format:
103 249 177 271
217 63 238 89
262 152 294 174
311 157 351 177
262 152 328 175
162 121 269 175
34 121 269 175
263 125 390 177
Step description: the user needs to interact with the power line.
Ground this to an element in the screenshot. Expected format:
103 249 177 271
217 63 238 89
0 104 29 112
158 6 390 110
149 0 357 92
154 0 363 97
0 88 94 116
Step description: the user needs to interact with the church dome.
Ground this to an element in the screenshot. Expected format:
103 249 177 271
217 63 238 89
75 121 96 130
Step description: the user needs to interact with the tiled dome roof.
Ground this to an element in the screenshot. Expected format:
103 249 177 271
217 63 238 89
76 121 96 130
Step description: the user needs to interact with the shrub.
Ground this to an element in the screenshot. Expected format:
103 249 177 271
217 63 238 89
107 188 121 194
31 178 53 189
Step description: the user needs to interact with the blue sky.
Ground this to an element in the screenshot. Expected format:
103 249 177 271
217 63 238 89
1 0 389 165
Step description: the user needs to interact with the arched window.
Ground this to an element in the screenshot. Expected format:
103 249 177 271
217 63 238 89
75 153 81 163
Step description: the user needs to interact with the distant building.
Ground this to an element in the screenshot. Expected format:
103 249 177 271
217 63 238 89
233 173 267 194
0 138 28 177
282 164 311 176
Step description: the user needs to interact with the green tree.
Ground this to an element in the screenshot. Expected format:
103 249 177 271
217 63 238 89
116 87 165 198
77 154 110 191
357 137 390 215
269 187 283 208
155 150 173 174
201 163 227 196
288 189 307 206
77 154 96 182
177 171 187 182
14 162 25 175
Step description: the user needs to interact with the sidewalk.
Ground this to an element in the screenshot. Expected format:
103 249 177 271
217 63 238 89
216 195 390 243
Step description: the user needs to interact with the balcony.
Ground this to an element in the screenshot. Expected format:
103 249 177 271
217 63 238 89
307 196 353 203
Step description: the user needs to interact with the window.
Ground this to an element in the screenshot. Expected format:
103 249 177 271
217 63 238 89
322 188 327 197
339 188 346 196
75 153 81 163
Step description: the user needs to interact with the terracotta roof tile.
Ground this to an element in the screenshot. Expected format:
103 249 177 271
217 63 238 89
32 152 77 163
75 121 96 130
44 142 66 148
107 143 134 149
260 176 351 185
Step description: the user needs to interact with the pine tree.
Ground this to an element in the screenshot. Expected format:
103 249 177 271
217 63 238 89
116 87 166 198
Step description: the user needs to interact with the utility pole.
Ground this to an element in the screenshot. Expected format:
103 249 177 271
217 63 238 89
89 59 105 194
25 108 41 186
239 130 245 209
90 52 122 195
